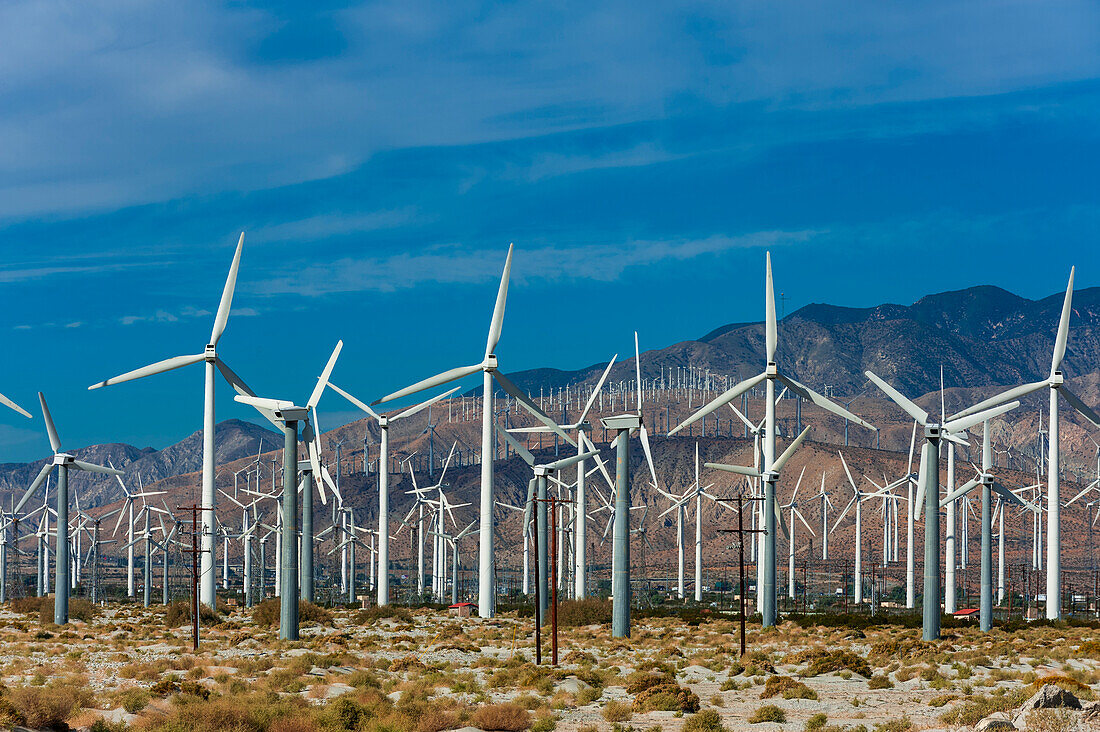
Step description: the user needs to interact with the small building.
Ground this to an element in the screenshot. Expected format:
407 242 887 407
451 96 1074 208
953 608 979 621
449 602 477 618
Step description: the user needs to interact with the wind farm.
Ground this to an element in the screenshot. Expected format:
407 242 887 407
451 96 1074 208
5 2 1100 729
0 242 1094 730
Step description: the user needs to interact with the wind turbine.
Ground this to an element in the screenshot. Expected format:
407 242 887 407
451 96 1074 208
234 341 341 640
657 443 721 602
864 370 1019 640
671 252 875 627
14 393 123 624
496 426 596 622
88 234 263 608
812 473 833 562
507 355 617 600
781 468 815 600
597 332 661 638
939 421 1031 631
947 268 1100 619
830 453 891 605
374 245 570 618
327 383 458 606
109 471 165 598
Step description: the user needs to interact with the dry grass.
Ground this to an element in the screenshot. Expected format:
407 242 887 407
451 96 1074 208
469 703 532 731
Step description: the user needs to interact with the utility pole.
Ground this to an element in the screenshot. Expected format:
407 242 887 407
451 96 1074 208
177 505 210 652
718 494 765 657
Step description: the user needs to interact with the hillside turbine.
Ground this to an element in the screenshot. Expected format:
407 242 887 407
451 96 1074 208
672 252 875 627
864 370 1019 639
948 268 1100 619
14 394 122 624
88 234 265 608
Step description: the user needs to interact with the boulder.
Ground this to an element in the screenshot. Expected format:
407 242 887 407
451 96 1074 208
973 711 1014 731
1019 684 1081 712
556 677 592 695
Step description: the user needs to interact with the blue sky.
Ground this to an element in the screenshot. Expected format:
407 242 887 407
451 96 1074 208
0 1 1098 461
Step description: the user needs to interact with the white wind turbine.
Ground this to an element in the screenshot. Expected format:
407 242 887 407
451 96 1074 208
109 470 165 598
812 472 833 561
781 468 815 599
864 369 1019 640
327 383 457 606
507 355 617 600
657 443 721 602
373 245 574 617
947 268 1100 619
15 393 123 624
88 234 266 608
671 252 875 627
830 453 891 605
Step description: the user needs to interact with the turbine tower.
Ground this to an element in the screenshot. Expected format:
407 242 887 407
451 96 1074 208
14 394 122 624
88 234 264 608
672 252 875 627
328 383 457 606
948 268 1100 619
864 370 1018 640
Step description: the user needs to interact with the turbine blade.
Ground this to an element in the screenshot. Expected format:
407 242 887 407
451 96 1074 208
307 340 343 410
944 400 1020 434
634 332 642 413
89 352 206 390
72 460 123 476
210 232 244 346
495 424 535 467
394 387 460 421
864 371 929 425
375 363 483 405
493 371 575 446
949 380 1047 421
765 251 777 362
1060 386 1100 428
832 496 856 535
578 355 617 424
37 393 61 454
1051 266 1075 374
0 391 31 419
638 424 659 490
544 450 600 473
705 462 761 478
15 464 52 514
669 372 767 436
328 382 380 420
940 476 981 507
914 441 932 521
772 426 811 473
485 243 514 359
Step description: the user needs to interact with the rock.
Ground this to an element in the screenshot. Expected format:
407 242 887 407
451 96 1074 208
1019 684 1082 712
974 711 1014 731
309 666 327 676
1083 700 1100 723
326 683 353 699
556 677 591 695
329 666 356 675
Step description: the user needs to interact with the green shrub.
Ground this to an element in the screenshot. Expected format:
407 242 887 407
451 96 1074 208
681 709 726 732
602 700 632 722
634 683 700 712
748 705 786 724
874 718 912 732
8 684 89 728
868 674 894 689
252 598 331 627
355 605 413 624
119 687 150 713
804 712 828 731
469 703 532 731
760 675 816 700
558 599 612 627
801 650 871 678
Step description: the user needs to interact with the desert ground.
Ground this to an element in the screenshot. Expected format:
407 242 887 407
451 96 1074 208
0 598 1098 732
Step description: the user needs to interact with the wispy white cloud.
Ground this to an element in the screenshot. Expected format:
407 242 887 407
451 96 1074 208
253 208 421 243
253 230 815 295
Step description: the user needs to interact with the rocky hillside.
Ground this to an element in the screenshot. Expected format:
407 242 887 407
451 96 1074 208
0 419 280 509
